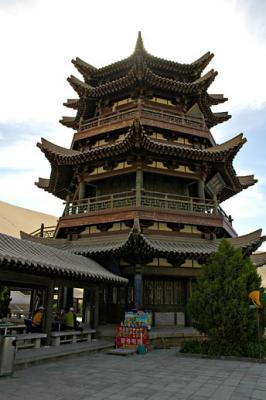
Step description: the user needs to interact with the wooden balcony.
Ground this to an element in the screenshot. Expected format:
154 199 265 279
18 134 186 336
73 101 213 144
63 189 226 219
65 190 136 215
80 104 206 132
30 191 234 239
30 225 57 238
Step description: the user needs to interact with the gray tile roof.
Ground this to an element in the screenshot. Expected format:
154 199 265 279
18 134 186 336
21 229 265 262
250 252 266 267
0 233 127 284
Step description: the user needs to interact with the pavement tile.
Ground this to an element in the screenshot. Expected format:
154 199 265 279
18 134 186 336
252 389 266 399
4 349 266 400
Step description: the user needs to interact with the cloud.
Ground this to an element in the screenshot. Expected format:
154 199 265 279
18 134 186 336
0 121 55 147
0 0 35 9
222 186 266 251
0 0 266 124
0 170 62 216
0 121 71 220
235 0 266 37
213 104 266 180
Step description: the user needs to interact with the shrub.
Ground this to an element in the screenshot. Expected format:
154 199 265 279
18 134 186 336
184 240 265 357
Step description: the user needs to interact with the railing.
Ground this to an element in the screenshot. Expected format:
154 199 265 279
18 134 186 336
80 109 138 131
141 108 205 130
64 190 137 215
80 103 206 132
141 190 215 214
63 189 221 217
29 192 233 237
30 225 57 238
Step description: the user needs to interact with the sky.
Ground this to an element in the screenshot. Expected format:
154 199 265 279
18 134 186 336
0 0 266 248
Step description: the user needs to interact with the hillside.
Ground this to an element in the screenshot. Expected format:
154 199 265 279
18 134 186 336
0 201 57 238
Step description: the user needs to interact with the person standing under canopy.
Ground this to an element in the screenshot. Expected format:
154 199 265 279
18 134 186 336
64 307 75 330
64 307 83 330
31 306 45 332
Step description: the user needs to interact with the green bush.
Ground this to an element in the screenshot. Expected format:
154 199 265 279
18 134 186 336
185 240 265 357
181 339 266 358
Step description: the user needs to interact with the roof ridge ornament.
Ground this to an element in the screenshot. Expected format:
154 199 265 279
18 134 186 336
134 31 145 53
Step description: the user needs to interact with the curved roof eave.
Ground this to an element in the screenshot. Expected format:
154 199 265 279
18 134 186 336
71 32 214 84
21 229 266 261
0 233 128 284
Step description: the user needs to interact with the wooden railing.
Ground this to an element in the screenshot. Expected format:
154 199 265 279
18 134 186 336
30 225 57 238
80 103 206 132
63 189 222 217
64 190 137 215
141 190 215 214
30 191 233 238
80 109 137 131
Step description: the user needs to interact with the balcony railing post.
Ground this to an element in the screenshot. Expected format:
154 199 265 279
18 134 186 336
213 194 218 214
136 167 143 207
65 203 69 216
190 198 193 212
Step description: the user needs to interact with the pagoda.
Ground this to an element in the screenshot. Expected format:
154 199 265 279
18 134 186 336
32 32 265 326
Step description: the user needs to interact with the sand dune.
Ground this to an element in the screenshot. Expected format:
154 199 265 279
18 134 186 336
0 201 58 238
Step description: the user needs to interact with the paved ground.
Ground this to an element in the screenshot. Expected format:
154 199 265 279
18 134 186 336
1 349 266 400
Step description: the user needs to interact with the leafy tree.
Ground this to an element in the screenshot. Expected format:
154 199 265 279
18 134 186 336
187 239 264 355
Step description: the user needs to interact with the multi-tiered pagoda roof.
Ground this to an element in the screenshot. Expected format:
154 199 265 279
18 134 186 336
36 122 256 203
61 32 229 130
31 32 266 273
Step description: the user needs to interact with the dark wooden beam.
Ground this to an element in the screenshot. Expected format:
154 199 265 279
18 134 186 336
57 207 237 237
144 266 200 277
122 266 200 278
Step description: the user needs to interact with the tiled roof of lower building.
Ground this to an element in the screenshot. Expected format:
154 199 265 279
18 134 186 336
0 233 127 284
20 229 266 265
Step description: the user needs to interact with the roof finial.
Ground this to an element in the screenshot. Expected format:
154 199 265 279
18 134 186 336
135 31 144 52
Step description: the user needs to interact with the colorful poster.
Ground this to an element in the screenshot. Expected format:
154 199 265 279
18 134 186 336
124 310 152 329
115 325 148 349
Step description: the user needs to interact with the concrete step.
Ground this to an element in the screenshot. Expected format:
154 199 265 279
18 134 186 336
15 339 114 369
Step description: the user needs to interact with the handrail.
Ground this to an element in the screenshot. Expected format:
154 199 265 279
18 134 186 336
64 190 136 215
30 192 232 237
80 103 207 132
30 225 57 238
63 189 226 218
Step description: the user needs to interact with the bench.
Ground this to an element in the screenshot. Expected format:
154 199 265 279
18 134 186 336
16 333 47 349
51 329 96 346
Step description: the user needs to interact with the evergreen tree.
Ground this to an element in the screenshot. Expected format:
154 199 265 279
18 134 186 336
188 239 264 355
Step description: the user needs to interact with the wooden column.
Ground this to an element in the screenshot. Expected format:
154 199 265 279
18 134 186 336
43 280 54 345
82 288 91 325
93 287 99 329
63 287 73 310
57 286 64 311
213 194 218 214
186 278 193 327
135 167 143 207
197 179 205 200
78 181 86 200
134 265 142 309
